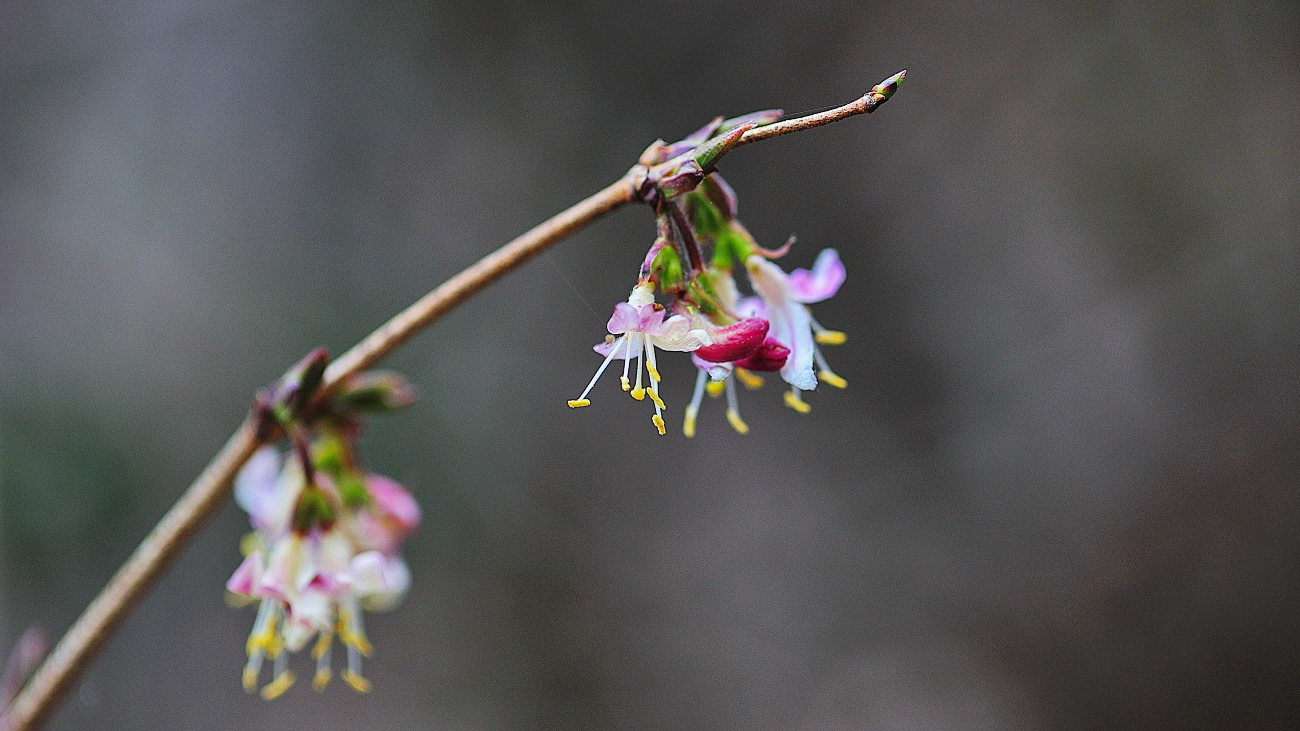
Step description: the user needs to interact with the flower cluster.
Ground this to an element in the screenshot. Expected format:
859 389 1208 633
228 353 419 699
568 118 848 436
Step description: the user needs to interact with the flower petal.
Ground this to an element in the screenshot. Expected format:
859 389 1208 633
787 249 845 303
365 474 421 533
605 301 643 334
226 553 265 596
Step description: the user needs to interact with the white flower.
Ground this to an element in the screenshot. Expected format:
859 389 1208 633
745 249 848 412
567 283 712 435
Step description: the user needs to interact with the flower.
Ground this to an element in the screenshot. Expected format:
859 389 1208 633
567 283 712 435
745 248 848 412
682 337 790 437
227 447 419 699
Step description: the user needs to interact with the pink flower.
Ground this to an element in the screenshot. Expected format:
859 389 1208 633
227 450 418 698
745 249 848 412
568 283 712 435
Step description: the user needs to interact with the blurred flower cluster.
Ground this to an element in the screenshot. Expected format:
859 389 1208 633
569 115 848 436
227 352 419 699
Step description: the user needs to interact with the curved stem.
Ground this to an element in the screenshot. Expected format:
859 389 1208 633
3 77 903 729
735 71 905 148
2 177 637 731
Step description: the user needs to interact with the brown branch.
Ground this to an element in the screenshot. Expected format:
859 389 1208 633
1 178 637 730
736 70 906 148
2 76 904 729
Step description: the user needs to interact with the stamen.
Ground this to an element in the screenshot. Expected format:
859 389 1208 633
809 314 846 346
705 380 725 397
646 387 666 410
645 342 662 383
570 335 626 405
313 638 333 692
632 339 645 395
261 651 296 700
684 370 708 438
724 379 749 435
341 669 372 694
818 371 847 389
311 629 333 660
783 390 812 414
725 409 750 435
567 399 591 408
242 658 263 694
261 669 296 700
652 414 666 435
620 336 634 391
246 600 278 658
342 644 372 693
734 368 765 390
630 387 646 401
338 610 374 657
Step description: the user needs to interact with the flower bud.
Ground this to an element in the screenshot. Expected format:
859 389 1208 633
733 337 790 372
693 317 769 363
334 371 417 414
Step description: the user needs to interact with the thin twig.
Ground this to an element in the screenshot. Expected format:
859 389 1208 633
3 76 902 729
1 177 636 730
736 70 906 148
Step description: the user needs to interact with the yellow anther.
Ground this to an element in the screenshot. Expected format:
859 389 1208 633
247 617 277 657
260 670 297 701
734 368 765 390
818 371 847 389
652 414 666 435
783 391 812 414
630 387 646 401
647 364 662 383
338 621 374 657
567 399 591 408
225 591 255 609
815 330 847 346
313 667 333 692
242 664 261 694
266 634 286 659
646 387 666 410
705 380 725 397
341 669 372 694
239 532 262 558
725 409 750 435
620 375 631 391
683 408 698 438
311 631 333 660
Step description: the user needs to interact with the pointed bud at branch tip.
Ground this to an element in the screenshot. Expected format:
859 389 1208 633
866 70 906 111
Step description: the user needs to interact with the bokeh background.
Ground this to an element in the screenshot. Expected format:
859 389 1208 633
2 1 1297 728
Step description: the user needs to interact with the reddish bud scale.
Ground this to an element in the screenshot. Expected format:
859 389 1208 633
733 337 790 372
693 318 769 363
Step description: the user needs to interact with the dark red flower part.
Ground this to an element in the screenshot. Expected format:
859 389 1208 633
693 317 769 363
733 337 790 372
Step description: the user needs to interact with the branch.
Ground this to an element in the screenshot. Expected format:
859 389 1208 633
2 75 903 729
736 70 906 148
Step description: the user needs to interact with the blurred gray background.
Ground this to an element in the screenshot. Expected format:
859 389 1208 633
2 1 1297 728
